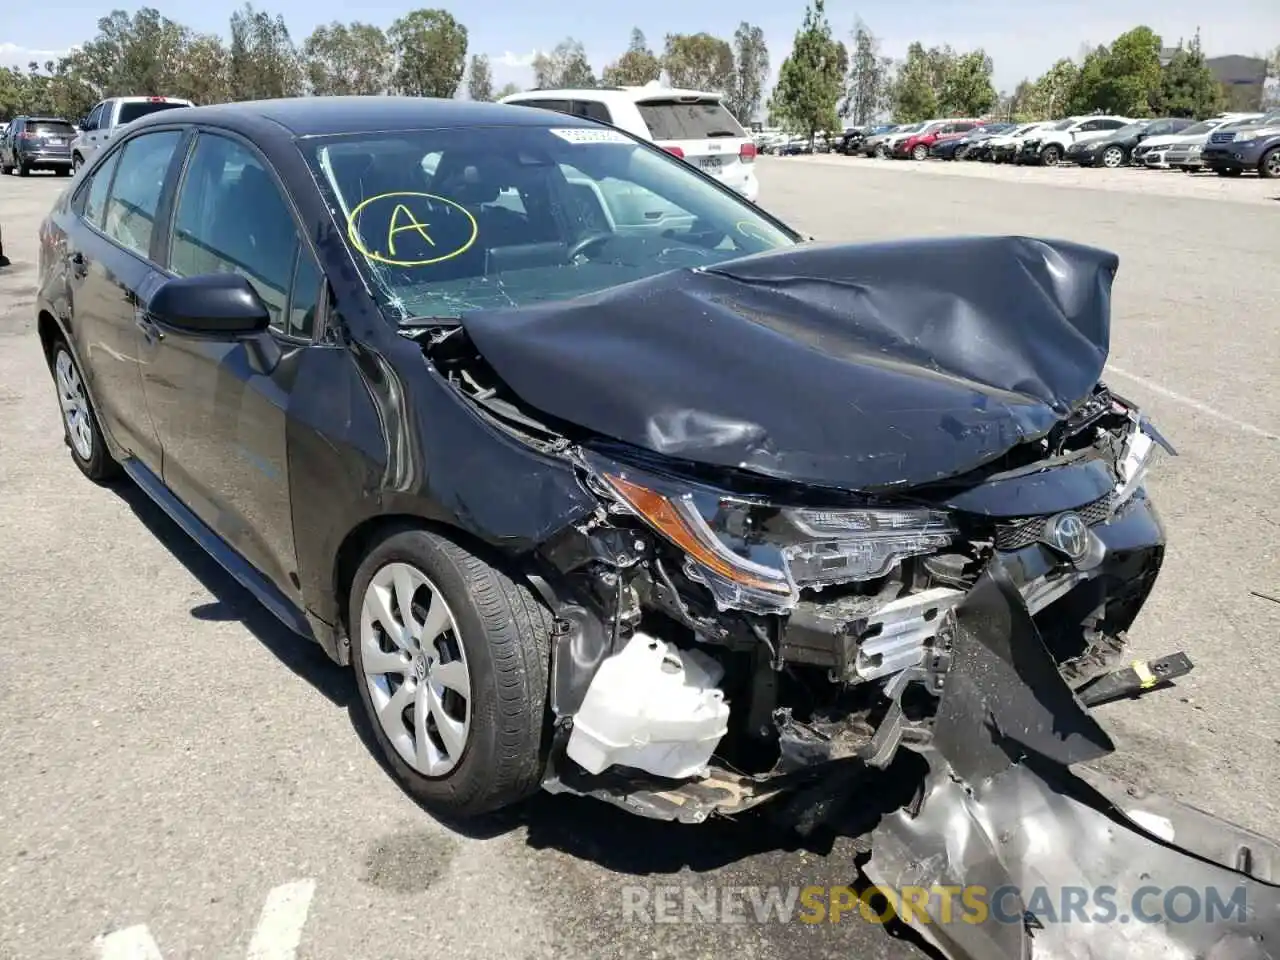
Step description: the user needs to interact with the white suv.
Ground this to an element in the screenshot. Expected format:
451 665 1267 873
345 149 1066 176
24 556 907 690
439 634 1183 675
500 85 760 202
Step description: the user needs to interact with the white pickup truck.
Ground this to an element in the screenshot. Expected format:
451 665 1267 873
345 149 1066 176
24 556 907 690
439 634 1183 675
69 96 194 173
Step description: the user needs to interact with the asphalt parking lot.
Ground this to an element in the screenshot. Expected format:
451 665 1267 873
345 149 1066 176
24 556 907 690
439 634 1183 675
1 159 1277 960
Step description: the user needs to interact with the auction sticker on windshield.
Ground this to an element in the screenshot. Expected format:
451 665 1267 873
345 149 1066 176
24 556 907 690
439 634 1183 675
548 127 633 145
346 191 478 268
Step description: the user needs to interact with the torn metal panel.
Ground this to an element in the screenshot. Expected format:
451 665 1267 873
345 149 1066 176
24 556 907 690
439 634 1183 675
931 557 1115 782
457 236 1119 492
866 757 1280 960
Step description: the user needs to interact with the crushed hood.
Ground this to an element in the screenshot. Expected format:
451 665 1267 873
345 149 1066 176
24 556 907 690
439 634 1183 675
459 235 1119 492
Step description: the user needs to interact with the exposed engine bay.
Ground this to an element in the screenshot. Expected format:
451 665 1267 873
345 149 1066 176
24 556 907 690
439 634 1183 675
398 237 1280 958
422 318 1177 822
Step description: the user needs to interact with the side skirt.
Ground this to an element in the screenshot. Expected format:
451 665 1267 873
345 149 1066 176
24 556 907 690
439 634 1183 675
121 457 316 641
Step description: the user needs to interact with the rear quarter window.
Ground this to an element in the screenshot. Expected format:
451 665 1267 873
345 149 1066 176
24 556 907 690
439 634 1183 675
635 100 745 141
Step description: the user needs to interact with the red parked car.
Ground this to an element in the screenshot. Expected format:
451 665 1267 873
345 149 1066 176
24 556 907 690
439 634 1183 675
893 119 981 160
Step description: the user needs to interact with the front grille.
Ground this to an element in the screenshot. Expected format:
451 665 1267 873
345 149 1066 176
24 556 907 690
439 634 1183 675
994 494 1115 551
1209 131 1235 144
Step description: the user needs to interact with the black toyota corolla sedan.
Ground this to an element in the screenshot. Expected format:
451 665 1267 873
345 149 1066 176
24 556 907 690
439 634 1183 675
45 100 1264 928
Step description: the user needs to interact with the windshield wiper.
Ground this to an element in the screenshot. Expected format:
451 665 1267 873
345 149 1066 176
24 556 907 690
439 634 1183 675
705 130 739 137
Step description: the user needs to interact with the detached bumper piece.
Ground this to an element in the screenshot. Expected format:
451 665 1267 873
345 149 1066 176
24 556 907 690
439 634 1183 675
1075 652 1194 707
864 562 1280 959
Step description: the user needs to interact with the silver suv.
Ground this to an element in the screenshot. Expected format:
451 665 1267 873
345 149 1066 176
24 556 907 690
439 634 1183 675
70 96 194 172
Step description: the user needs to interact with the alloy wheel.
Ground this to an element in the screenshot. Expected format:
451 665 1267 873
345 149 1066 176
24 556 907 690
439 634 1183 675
1103 147 1124 168
55 350 93 461
1262 150 1280 179
359 562 471 777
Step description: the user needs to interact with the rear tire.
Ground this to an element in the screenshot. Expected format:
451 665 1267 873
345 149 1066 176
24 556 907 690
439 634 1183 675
1259 147 1280 180
349 527 553 818
50 340 120 483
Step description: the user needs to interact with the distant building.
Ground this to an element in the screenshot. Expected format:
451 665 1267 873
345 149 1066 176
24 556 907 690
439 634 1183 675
1206 55 1268 111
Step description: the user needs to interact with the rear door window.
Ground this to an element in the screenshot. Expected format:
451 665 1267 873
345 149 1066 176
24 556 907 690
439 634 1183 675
635 99 745 141
102 130 184 258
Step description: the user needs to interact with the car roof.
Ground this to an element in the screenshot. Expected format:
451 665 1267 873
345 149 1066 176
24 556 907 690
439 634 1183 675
127 95 602 139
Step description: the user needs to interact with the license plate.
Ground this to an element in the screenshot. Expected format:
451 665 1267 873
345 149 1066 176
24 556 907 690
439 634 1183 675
699 156 722 173
45 138 64 145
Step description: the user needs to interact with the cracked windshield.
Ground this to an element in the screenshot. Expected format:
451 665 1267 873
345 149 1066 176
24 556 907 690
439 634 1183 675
309 124 796 319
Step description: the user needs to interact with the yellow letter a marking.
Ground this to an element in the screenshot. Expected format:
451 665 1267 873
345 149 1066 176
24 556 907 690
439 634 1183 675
386 203 435 256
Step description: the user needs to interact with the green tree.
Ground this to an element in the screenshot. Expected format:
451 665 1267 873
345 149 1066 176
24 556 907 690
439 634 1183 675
940 49 996 115
173 33 231 104
724 23 769 124
1157 31 1225 117
601 28 661 86
841 19 891 125
661 33 734 92
770 0 847 138
388 8 468 98
532 38 596 88
229 3 303 100
888 42 939 121
60 8 189 99
466 54 493 101
1066 44 1109 114
495 81 521 99
301 22 390 96
1025 57 1079 119
1080 26 1163 116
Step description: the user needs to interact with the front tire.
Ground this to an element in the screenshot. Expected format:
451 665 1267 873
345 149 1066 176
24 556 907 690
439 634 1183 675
349 527 553 818
1102 146 1125 168
912 144 928 161
51 341 119 483
1041 145 1062 166
17 160 29 177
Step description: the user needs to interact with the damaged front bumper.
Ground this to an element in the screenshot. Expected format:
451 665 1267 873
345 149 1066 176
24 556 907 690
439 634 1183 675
865 558 1280 959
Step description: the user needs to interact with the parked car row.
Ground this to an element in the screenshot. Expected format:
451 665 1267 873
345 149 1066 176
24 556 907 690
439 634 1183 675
1 97 196 177
826 111 1280 179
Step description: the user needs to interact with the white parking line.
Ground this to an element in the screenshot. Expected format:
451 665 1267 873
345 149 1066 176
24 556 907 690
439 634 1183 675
246 879 317 960
1106 365 1278 441
93 880 316 960
95 925 164 960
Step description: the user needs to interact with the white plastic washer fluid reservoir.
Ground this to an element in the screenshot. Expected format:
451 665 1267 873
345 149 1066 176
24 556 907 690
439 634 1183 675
566 631 731 780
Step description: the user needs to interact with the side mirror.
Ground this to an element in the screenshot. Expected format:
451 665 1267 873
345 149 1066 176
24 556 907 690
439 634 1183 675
149 273 271 337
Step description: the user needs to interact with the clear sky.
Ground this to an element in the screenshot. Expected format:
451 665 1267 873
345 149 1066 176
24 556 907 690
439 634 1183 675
3 0 1277 94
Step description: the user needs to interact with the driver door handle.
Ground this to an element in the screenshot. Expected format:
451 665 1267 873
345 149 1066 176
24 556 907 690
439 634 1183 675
135 309 164 343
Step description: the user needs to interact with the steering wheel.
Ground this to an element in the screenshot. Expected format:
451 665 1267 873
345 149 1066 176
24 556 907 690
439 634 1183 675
566 232 613 261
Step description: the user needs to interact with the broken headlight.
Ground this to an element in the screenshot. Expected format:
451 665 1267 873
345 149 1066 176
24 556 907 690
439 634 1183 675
583 454 956 614
1113 413 1175 510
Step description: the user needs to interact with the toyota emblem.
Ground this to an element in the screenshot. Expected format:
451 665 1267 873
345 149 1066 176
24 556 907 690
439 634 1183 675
1043 512 1090 563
